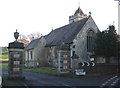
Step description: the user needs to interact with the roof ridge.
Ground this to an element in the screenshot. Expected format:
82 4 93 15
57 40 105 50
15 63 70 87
25 37 41 50
45 17 89 47
49 17 88 33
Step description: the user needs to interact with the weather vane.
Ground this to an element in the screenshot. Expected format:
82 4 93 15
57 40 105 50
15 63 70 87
78 2 80 8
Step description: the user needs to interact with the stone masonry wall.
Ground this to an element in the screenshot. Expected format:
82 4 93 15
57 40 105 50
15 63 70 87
72 16 99 62
33 37 47 66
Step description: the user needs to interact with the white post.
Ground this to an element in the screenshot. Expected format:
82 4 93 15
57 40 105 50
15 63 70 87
25 51 28 61
29 51 31 60
28 51 31 67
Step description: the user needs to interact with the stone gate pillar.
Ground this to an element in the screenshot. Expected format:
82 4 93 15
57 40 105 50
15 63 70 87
7 30 25 79
57 43 70 74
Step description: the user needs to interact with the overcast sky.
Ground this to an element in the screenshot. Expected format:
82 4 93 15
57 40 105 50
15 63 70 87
0 0 118 46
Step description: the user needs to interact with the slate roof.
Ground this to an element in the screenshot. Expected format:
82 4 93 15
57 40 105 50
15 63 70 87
25 38 41 50
45 17 89 47
25 17 89 49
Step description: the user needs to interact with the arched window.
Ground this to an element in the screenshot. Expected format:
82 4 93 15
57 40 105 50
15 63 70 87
87 30 95 52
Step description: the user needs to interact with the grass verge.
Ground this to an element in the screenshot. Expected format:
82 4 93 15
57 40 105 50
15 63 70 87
2 63 8 71
24 67 57 75
0 55 8 59
0 55 8 61
2 63 114 78
2 63 57 75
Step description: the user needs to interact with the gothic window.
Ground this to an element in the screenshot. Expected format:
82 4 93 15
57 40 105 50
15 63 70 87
73 45 75 48
73 51 75 56
87 30 95 52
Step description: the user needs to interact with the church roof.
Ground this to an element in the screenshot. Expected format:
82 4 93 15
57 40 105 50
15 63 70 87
45 17 89 47
25 17 89 49
25 38 41 50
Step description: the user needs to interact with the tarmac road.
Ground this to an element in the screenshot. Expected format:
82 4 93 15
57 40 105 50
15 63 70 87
2 71 120 88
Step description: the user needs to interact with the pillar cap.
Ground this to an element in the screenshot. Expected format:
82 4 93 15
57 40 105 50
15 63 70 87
8 42 24 49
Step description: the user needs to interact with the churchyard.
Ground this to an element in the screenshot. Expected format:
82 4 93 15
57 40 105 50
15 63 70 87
0 45 118 77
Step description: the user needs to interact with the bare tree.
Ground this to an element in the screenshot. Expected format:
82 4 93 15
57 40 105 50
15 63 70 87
27 32 42 42
18 32 42 46
18 35 29 47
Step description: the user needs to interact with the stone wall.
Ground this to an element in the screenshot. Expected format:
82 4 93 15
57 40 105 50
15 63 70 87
78 63 118 75
25 37 47 67
33 37 47 66
96 56 118 64
96 57 106 63
72 16 99 62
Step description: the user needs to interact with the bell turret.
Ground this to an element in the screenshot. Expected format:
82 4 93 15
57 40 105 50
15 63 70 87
69 7 88 24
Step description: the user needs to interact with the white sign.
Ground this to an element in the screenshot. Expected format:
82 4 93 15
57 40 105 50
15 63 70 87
81 62 85 67
75 69 86 75
90 58 94 61
86 62 90 66
91 62 95 66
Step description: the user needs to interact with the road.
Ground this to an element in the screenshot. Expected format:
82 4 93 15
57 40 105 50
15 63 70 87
2 71 120 88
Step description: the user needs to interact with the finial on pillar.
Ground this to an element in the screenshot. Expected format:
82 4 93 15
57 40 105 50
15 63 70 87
14 29 19 41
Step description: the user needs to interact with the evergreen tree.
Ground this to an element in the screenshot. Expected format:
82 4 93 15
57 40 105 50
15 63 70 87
95 25 118 63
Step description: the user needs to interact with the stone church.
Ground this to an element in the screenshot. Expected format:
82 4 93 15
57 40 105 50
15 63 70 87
25 7 99 70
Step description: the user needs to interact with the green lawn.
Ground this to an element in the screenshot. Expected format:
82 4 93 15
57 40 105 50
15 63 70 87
2 63 8 70
0 55 8 60
0 55 8 58
2 63 108 77
24 67 57 75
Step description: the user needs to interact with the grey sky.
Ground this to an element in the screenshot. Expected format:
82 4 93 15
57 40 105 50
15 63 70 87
0 0 118 46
